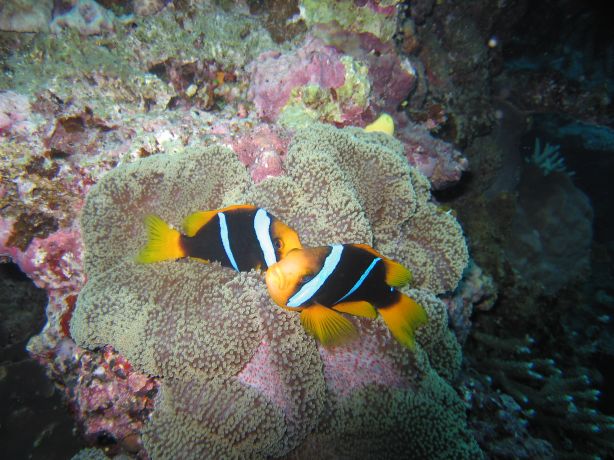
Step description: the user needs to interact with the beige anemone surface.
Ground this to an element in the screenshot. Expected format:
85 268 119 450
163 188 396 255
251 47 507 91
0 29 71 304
71 123 478 458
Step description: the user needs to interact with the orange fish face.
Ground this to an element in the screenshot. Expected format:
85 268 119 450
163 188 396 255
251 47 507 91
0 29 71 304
270 220 302 260
265 247 328 309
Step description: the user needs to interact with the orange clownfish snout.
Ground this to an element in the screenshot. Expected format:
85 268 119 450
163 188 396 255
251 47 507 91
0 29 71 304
265 248 323 310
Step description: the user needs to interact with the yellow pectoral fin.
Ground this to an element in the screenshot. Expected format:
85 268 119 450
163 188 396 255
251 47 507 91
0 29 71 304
182 210 219 237
136 214 184 263
333 301 377 319
300 304 358 347
378 294 428 350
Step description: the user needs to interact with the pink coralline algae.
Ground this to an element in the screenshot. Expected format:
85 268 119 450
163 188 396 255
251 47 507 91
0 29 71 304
43 108 119 158
70 345 158 455
48 339 158 457
0 91 35 137
400 120 469 189
443 261 498 344
2 227 83 291
50 0 116 36
313 25 418 115
0 165 157 456
248 38 348 121
227 123 290 183
0 219 159 456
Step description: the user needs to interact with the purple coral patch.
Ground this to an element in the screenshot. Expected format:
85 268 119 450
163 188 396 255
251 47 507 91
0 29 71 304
248 38 347 121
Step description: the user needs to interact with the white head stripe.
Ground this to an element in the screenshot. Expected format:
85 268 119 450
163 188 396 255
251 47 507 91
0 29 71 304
218 212 239 271
254 208 276 268
287 244 344 308
335 257 381 304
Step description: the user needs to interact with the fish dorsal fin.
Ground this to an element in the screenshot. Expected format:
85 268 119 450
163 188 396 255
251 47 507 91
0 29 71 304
219 204 257 213
353 243 383 258
378 294 427 350
333 301 377 319
183 210 219 237
383 260 412 287
353 244 412 287
300 304 358 347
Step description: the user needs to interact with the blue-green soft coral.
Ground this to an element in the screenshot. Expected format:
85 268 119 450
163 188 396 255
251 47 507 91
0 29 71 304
71 123 480 458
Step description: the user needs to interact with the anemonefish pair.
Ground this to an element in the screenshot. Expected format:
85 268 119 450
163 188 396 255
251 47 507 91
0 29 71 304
137 204 427 350
136 205 301 271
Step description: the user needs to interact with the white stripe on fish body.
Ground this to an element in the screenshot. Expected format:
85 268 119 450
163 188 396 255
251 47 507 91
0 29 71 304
335 256 381 304
254 208 277 268
287 244 344 309
218 212 239 271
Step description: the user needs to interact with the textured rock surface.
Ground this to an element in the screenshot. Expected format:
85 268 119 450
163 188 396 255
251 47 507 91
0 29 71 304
0 0 52 32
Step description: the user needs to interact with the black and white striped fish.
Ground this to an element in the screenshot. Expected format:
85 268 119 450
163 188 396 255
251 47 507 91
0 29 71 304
137 205 302 271
265 243 427 349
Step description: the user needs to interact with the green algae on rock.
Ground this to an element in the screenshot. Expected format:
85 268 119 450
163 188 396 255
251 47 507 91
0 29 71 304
278 56 371 130
299 0 400 42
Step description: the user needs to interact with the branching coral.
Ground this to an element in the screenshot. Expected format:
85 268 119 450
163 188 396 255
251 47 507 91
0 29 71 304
469 331 614 458
71 123 477 458
527 138 574 177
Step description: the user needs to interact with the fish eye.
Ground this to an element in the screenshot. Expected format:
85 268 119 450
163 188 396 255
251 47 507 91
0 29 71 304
273 238 283 250
300 274 314 284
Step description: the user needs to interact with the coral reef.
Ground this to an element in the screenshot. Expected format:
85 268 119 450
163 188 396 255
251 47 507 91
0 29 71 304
444 261 497 344
299 0 400 42
246 0 306 44
228 123 289 183
461 373 555 459
248 37 354 123
504 166 593 295
0 90 35 137
7 1 609 458
71 122 476 457
0 0 52 33
247 30 418 129
468 331 614 458
50 0 116 36
133 0 165 17
399 120 469 190
527 138 574 176
310 22 417 117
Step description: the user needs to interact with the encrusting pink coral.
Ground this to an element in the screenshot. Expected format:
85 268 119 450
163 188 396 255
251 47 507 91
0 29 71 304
248 38 347 122
0 90 34 137
227 123 289 183
399 121 470 190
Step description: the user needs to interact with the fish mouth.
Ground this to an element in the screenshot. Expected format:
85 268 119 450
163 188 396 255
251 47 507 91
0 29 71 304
266 266 286 292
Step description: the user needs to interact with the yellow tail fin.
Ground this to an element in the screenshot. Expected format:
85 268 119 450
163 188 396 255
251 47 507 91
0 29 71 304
378 294 427 350
136 215 185 263
300 304 358 347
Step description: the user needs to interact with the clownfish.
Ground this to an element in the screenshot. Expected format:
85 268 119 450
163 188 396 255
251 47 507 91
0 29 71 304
136 205 302 271
265 244 427 349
